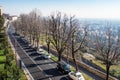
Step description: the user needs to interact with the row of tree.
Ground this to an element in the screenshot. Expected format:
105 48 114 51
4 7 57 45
12 10 120 80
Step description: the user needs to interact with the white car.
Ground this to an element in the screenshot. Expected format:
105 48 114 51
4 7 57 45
43 54 51 59
68 71 85 80
37 48 44 54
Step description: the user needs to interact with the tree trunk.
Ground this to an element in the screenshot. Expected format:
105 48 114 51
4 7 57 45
30 34 32 43
72 52 78 72
58 52 62 61
47 43 50 54
37 38 39 50
106 62 110 80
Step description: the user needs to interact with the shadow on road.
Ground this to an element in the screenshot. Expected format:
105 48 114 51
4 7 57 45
34 56 44 61
26 63 37 68
29 53 39 56
44 68 64 77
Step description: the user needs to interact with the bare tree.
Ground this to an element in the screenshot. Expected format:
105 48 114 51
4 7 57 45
48 12 76 61
68 18 88 72
93 27 120 80
12 9 43 51
12 20 20 34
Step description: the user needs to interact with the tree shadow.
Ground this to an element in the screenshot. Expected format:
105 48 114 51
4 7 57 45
26 63 37 68
29 53 39 56
34 56 44 61
60 76 71 80
43 68 64 77
37 61 55 66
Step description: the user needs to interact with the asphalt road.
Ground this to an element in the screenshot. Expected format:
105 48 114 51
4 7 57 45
8 32 71 80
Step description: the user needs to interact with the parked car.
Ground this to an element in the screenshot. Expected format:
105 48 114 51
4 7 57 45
42 54 51 59
57 61 71 73
68 71 85 80
37 48 44 54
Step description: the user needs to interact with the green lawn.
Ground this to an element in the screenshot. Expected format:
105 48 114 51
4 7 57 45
0 56 6 62
93 59 120 71
93 60 106 70
0 63 4 70
90 58 120 79
51 54 58 62
0 50 4 55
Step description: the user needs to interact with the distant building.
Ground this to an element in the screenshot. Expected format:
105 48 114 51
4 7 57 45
11 15 18 21
0 5 2 15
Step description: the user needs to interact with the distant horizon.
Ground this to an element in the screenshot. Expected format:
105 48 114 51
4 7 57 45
1 0 120 19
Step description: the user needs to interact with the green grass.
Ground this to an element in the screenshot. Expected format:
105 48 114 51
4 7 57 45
82 73 93 80
0 50 4 55
19 70 28 80
93 59 120 71
0 63 4 70
93 60 106 70
89 58 120 79
0 56 6 62
51 54 58 62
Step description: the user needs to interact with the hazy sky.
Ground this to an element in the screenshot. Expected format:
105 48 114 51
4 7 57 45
0 0 120 19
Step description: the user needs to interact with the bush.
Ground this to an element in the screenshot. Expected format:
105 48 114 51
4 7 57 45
6 53 14 66
0 69 7 80
110 69 120 79
7 65 21 80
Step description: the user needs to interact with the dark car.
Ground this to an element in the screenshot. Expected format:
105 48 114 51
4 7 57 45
57 61 71 74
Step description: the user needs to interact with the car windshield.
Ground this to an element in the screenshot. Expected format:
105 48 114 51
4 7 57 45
46 54 49 56
63 64 69 69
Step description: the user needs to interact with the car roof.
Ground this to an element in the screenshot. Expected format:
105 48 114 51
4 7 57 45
75 72 82 75
58 61 69 65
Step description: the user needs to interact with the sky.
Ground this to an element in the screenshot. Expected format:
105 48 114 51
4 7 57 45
0 0 120 19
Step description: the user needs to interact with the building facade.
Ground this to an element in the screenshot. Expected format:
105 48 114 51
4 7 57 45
0 5 2 15
11 16 18 21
